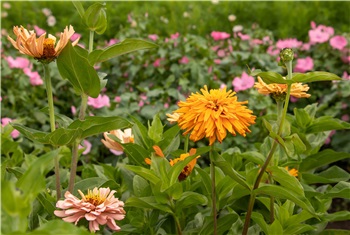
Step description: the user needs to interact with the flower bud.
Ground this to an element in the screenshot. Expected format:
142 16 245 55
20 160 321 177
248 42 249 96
279 48 294 63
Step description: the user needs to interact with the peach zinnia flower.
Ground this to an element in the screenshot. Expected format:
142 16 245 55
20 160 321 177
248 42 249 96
174 85 256 145
101 128 134 152
254 76 311 99
7 25 79 63
54 187 125 233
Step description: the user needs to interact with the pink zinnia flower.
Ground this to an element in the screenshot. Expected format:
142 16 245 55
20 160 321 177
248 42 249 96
23 68 44 86
276 38 303 50
79 140 92 155
210 31 230 41
87 94 110 109
179 56 189 64
1 117 20 139
294 57 314 73
5 56 31 69
148 34 158 41
54 187 125 233
330 35 348 50
232 71 255 92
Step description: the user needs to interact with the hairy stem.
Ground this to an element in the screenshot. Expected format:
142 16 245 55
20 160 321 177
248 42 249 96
43 63 61 200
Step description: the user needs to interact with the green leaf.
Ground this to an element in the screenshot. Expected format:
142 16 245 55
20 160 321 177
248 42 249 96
254 71 291 84
284 133 307 154
83 2 107 34
239 151 265 165
48 127 83 146
133 175 151 197
176 192 207 210
322 211 350 222
72 1 85 19
292 71 341 83
123 143 150 166
294 107 312 128
168 154 198 185
88 38 158 65
306 116 350 133
57 42 100 98
124 165 161 185
129 116 153 149
28 219 91 235
268 219 283 235
11 123 49 144
214 160 251 190
299 149 350 172
302 166 350 184
148 114 163 143
125 196 173 214
68 116 132 139
319 229 350 235
70 177 111 196
195 167 212 196
251 212 269 234
322 181 350 199
200 213 238 235
255 184 317 216
284 224 315 235
269 166 304 195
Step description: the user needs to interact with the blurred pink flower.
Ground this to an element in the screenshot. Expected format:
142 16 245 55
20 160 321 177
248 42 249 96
1 117 20 139
309 23 334 44
294 57 314 73
5 56 30 69
208 66 213 74
71 106 77 116
87 94 110 109
220 83 227 89
148 34 158 41
251 39 263 46
179 56 189 64
153 58 162 67
23 68 44 86
232 71 255 92
171 32 180 40
70 33 81 42
54 187 125 233
267 46 280 56
324 130 336 145
237 32 250 41
107 39 118 46
114 96 121 102
342 71 350 80
164 103 169 108
217 49 226 57
211 31 230 41
33 25 45 36
341 114 349 122
330 35 348 50
301 43 311 51
214 59 221 64
276 38 303 49
138 100 144 107
290 96 299 103
79 140 92 155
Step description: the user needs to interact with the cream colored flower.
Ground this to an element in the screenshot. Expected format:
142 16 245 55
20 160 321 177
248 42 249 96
166 112 181 124
54 187 125 233
101 128 134 152
254 76 311 98
7 25 79 63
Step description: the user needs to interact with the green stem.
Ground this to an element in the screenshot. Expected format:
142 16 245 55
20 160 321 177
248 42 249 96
242 60 293 235
43 63 61 200
184 134 189 153
89 30 94 53
210 146 217 235
174 214 182 235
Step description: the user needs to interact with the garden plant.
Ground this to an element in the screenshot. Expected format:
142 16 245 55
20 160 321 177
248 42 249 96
1 1 350 235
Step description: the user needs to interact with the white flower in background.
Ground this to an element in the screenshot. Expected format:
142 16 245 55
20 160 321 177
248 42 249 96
233 25 243 33
3 2 11 9
228 14 236 22
47 15 56 27
42 8 52 16
211 0 219 4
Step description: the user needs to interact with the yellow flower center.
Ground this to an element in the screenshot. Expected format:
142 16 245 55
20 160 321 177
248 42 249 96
43 38 56 59
83 189 106 206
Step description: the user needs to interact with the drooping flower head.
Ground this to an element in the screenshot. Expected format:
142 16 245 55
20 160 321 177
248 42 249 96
7 25 79 63
101 128 134 153
254 77 311 100
54 187 125 233
174 85 256 145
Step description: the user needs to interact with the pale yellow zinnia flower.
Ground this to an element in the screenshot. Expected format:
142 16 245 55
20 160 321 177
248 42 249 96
101 128 134 152
7 25 79 63
166 112 181 123
174 85 256 145
254 76 311 99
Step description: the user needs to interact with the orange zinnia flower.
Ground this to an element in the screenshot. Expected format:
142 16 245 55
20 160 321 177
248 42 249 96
174 85 256 145
254 77 311 99
285 166 298 177
7 25 79 63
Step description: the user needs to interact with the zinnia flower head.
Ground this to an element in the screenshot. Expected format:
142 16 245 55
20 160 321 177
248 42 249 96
7 25 79 63
285 167 298 177
166 112 181 124
254 77 311 100
54 187 125 233
174 85 256 145
101 128 134 152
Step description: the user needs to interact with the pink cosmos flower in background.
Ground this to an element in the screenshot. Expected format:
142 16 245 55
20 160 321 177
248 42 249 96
138 100 144 107
329 35 348 50
237 32 250 41
5 56 31 69
294 57 314 73
211 31 230 41
171 32 180 40
220 83 227 89
267 46 280 56
23 68 44 86
232 71 255 92
33 25 45 36
1 117 20 139
148 34 158 41
290 96 299 103
87 94 110 109
179 56 189 64
308 22 334 44
114 96 121 103
164 103 169 108
276 38 303 49
54 187 125 233
79 140 92 155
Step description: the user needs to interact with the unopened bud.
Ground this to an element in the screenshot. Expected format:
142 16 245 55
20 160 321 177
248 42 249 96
279 48 294 63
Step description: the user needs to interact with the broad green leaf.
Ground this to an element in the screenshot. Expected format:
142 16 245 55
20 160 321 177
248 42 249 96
70 177 111 196
302 166 350 184
322 181 350 199
148 114 163 143
214 160 251 190
88 38 158 65
255 184 317 216
284 133 307 154
124 165 160 185
68 116 132 139
199 213 238 235
40 107 73 127
319 229 350 235
268 219 283 235
299 149 350 172
37 192 56 216
284 224 315 235
195 167 212 196
306 116 350 133
83 2 107 34
129 116 153 149
251 212 269 234
294 107 312 128
175 192 207 210
285 210 314 226
255 71 291 84
158 125 180 156
125 196 173 214
72 1 85 19
47 127 83 146
10 123 49 144
292 71 341 83
322 211 350 222
269 166 304 195
239 151 265 165
57 42 100 98
27 219 91 235
123 143 150 166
